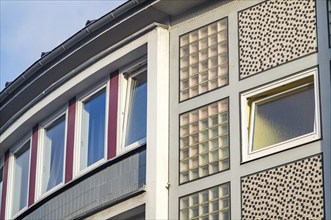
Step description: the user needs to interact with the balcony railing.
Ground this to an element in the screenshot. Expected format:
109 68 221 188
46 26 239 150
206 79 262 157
20 147 146 220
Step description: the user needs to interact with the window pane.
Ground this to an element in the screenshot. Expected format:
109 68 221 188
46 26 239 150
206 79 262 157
125 73 147 146
81 90 106 170
252 86 315 150
42 116 65 194
12 142 30 216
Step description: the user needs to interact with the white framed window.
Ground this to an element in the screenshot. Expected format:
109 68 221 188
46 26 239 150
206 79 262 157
241 68 320 162
75 82 109 175
7 135 31 218
36 108 67 199
118 58 147 153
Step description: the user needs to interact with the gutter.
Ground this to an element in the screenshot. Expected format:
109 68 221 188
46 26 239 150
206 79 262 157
0 22 168 134
0 0 156 104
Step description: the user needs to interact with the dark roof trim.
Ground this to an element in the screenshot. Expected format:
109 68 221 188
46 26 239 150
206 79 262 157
0 0 156 103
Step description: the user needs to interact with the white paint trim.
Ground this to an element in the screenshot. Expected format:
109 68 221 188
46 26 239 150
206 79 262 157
145 27 169 220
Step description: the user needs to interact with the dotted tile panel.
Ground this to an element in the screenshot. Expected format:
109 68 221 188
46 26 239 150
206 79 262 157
238 0 317 79
241 155 324 220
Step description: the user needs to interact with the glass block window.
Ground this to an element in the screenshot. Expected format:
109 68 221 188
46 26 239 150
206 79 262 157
179 183 230 220
179 18 228 101
179 98 229 184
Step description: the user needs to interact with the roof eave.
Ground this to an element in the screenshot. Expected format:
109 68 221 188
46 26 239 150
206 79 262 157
0 0 153 102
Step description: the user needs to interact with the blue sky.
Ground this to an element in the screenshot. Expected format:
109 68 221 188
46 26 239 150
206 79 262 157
0 0 125 91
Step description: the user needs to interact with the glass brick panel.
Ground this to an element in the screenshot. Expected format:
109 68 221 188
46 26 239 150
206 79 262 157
180 18 228 101
179 183 230 220
179 98 229 184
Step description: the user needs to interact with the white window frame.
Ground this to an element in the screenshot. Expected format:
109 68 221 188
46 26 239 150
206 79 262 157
74 80 109 177
6 133 31 219
118 57 147 155
241 68 320 162
36 106 68 201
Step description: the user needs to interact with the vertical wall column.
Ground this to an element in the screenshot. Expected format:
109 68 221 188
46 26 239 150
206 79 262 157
28 125 38 206
65 97 76 183
0 152 9 219
316 1 331 219
108 73 119 160
145 27 170 220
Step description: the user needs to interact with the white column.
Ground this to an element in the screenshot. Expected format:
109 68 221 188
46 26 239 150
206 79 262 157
145 27 169 220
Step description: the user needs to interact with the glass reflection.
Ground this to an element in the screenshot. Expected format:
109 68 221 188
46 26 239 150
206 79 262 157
42 116 65 193
81 90 106 170
125 73 147 146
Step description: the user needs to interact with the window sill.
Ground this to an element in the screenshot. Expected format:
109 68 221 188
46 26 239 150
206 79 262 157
74 158 107 180
10 205 28 220
121 138 146 154
242 133 320 162
36 181 65 204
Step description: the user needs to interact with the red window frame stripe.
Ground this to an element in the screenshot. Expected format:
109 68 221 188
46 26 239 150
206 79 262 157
28 125 38 206
108 73 119 159
65 97 76 183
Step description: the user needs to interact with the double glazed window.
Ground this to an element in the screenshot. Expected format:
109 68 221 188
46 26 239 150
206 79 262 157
250 83 315 151
120 59 147 151
124 71 147 147
11 140 30 217
40 114 66 195
79 87 107 171
241 69 320 161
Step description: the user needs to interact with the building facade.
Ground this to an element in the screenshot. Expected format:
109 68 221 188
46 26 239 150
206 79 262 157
0 0 330 219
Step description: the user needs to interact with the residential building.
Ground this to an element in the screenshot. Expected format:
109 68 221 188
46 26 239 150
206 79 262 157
0 0 330 219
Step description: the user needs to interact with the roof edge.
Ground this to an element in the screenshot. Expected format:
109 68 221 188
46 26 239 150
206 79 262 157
0 0 153 103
